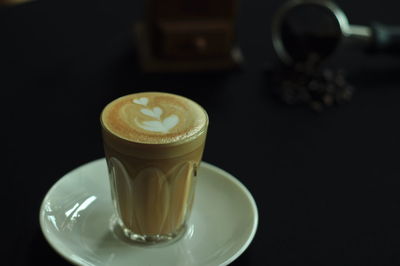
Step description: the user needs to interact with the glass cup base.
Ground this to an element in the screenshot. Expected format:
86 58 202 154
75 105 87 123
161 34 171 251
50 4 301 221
109 215 187 246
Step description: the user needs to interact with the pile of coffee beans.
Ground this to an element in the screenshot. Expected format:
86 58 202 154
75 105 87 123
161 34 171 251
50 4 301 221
268 57 355 112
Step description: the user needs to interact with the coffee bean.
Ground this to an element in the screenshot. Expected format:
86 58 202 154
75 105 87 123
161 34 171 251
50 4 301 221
322 69 334 81
269 54 355 111
322 94 334 106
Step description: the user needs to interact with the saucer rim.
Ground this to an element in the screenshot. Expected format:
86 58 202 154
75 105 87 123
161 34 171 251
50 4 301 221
39 158 259 266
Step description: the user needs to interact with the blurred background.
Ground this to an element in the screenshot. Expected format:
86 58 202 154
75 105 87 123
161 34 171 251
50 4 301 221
2 0 400 265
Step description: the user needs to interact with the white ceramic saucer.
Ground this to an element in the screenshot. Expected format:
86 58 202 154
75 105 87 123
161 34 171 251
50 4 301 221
39 159 258 266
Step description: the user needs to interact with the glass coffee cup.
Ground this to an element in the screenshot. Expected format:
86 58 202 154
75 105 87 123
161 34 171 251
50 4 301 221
100 92 208 244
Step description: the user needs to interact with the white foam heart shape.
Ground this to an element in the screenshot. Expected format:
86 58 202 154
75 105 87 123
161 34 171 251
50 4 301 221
133 97 148 106
138 115 179 133
141 107 163 119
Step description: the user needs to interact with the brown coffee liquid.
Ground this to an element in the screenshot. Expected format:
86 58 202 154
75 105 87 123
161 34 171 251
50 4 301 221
101 92 208 239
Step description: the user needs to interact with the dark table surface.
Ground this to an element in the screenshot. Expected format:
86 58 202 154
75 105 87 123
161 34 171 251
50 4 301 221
2 0 400 265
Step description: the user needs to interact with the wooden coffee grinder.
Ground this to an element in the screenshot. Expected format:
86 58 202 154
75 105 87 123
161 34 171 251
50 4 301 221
135 0 242 72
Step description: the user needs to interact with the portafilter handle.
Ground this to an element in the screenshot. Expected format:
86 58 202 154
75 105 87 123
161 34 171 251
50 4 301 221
367 22 400 54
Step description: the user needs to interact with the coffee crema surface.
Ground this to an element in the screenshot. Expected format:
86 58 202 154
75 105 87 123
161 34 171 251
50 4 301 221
101 92 208 145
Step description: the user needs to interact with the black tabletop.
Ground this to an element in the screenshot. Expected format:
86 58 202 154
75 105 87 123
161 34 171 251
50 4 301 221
2 0 400 265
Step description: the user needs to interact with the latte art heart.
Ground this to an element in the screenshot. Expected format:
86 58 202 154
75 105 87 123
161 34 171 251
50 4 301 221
133 97 148 106
140 107 163 119
133 97 180 133
136 115 179 133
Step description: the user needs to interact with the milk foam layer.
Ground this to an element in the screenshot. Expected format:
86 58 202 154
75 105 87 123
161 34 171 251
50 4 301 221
101 92 208 145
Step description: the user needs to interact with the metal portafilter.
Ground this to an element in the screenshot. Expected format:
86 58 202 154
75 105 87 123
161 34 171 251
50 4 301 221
272 0 400 65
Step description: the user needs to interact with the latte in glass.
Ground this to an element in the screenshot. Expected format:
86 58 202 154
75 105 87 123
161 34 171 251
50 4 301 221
101 92 208 244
